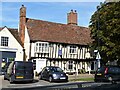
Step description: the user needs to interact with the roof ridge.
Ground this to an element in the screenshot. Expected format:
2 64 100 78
27 18 68 26
0 26 17 30
8 27 18 30
26 18 88 28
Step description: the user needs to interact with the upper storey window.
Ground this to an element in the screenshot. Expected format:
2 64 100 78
69 46 77 54
1 36 9 46
35 42 49 53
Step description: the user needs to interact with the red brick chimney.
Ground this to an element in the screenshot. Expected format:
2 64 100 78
19 5 26 47
67 10 78 25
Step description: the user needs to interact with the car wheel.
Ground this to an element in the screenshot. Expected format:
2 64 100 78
108 77 112 81
108 77 116 84
49 76 53 82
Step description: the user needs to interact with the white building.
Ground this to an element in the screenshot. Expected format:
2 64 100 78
0 27 23 69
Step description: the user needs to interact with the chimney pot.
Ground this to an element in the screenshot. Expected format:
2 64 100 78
71 9 73 12
67 9 78 25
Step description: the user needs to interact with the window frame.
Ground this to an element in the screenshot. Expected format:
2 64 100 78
1 36 9 46
35 42 49 53
69 45 77 54
68 60 73 70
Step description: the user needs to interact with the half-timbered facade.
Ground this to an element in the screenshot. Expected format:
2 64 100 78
19 5 95 74
29 42 93 74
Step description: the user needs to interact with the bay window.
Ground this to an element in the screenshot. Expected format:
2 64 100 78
35 42 49 53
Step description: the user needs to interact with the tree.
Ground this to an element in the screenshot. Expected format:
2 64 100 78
89 2 120 65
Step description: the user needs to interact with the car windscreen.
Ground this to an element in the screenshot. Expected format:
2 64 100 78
50 67 63 72
15 62 33 70
15 62 24 69
24 62 33 69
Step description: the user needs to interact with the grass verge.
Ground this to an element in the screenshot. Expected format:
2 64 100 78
69 78 94 82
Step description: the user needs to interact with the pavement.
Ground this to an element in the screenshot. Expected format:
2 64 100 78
0 73 95 82
0 73 94 80
2 74 120 90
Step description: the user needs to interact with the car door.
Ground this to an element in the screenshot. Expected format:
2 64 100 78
41 68 47 79
108 67 120 81
44 68 50 79
24 62 33 80
15 62 25 79
114 67 120 80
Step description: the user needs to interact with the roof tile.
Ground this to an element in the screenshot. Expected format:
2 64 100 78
26 18 92 45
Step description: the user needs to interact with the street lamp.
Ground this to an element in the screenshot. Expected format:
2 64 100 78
96 5 101 69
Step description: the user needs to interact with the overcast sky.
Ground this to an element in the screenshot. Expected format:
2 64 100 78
0 1 103 28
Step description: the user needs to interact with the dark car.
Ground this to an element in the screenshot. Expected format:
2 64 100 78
94 65 120 82
39 66 68 82
4 61 34 83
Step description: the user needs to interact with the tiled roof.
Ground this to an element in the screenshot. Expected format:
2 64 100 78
0 27 4 31
8 28 23 47
0 27 23 47
26 18 92 45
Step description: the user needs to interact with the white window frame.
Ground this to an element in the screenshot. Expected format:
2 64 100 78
0 36 9 46
69 45 77 54
35 42 49 53
68 60 73 70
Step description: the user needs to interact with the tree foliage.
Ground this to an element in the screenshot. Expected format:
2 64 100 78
89 2 120 64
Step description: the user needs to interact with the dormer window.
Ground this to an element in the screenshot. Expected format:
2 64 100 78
1 36 9 46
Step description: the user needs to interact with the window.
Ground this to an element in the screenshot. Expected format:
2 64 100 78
1 37 9 46
35 42 49 53
69 46 77 54
68 61 73 70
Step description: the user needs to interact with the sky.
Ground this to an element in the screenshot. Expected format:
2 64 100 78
0 1 103 28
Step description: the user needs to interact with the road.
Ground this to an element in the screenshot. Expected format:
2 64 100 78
1 75 86 88
1 74 94 88
1 75 120 90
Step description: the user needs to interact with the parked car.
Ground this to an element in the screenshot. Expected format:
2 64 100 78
4 61 34 83
94 65 120 82
39 66 68 82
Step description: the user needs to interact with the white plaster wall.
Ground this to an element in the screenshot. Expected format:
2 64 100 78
0 27 23 61
24 26 30 61
30 43 35 57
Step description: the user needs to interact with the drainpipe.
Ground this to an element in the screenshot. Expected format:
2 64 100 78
23 48 26 61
